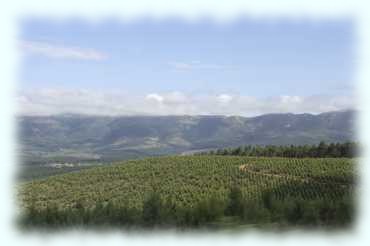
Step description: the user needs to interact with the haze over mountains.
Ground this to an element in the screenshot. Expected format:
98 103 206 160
18 110 356 163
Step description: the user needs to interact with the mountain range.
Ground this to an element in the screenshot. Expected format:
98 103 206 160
18 110 356 163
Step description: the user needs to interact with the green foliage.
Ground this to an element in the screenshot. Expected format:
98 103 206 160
225 186 244 216
142 192 163 226
200 142 358 158
242 201 271 223
18 156 355 229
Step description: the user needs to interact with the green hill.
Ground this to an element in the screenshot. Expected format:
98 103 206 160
18 156 355 229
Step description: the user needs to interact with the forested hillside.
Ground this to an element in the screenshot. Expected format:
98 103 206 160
198 142 357 158
18 110 355 163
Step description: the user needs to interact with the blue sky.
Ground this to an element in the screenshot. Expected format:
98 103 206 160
17 19 355 116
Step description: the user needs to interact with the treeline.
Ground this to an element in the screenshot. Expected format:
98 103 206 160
197 142 357 158
20 185 353 229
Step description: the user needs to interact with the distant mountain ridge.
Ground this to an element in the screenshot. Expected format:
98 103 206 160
18 110 356 163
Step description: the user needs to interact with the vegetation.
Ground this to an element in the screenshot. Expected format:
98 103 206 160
198 142 357 158
18 163 105 181
18 155 356 229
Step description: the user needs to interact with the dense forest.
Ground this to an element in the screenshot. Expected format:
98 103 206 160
197 142 357 158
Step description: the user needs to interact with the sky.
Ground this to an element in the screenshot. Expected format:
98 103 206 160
17 18 355 116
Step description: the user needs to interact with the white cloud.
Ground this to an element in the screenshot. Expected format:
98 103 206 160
19 40 108 61
145 93 164 103
217 94 233 104
162 91 188 105
16 89 355 117
280 95 303 104
168 62 193 70
168 61 225 71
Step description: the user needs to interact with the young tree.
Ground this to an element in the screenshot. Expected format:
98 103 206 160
225 186 244 216
142 192 163 226
317 141 328 157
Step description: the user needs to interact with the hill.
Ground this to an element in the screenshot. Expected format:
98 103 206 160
18 155 355 229
18 110 356 163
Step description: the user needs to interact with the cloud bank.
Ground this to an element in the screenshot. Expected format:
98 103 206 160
16 89 355 117
19 41 107 61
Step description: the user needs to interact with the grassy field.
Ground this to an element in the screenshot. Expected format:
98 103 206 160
18 156 356 229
